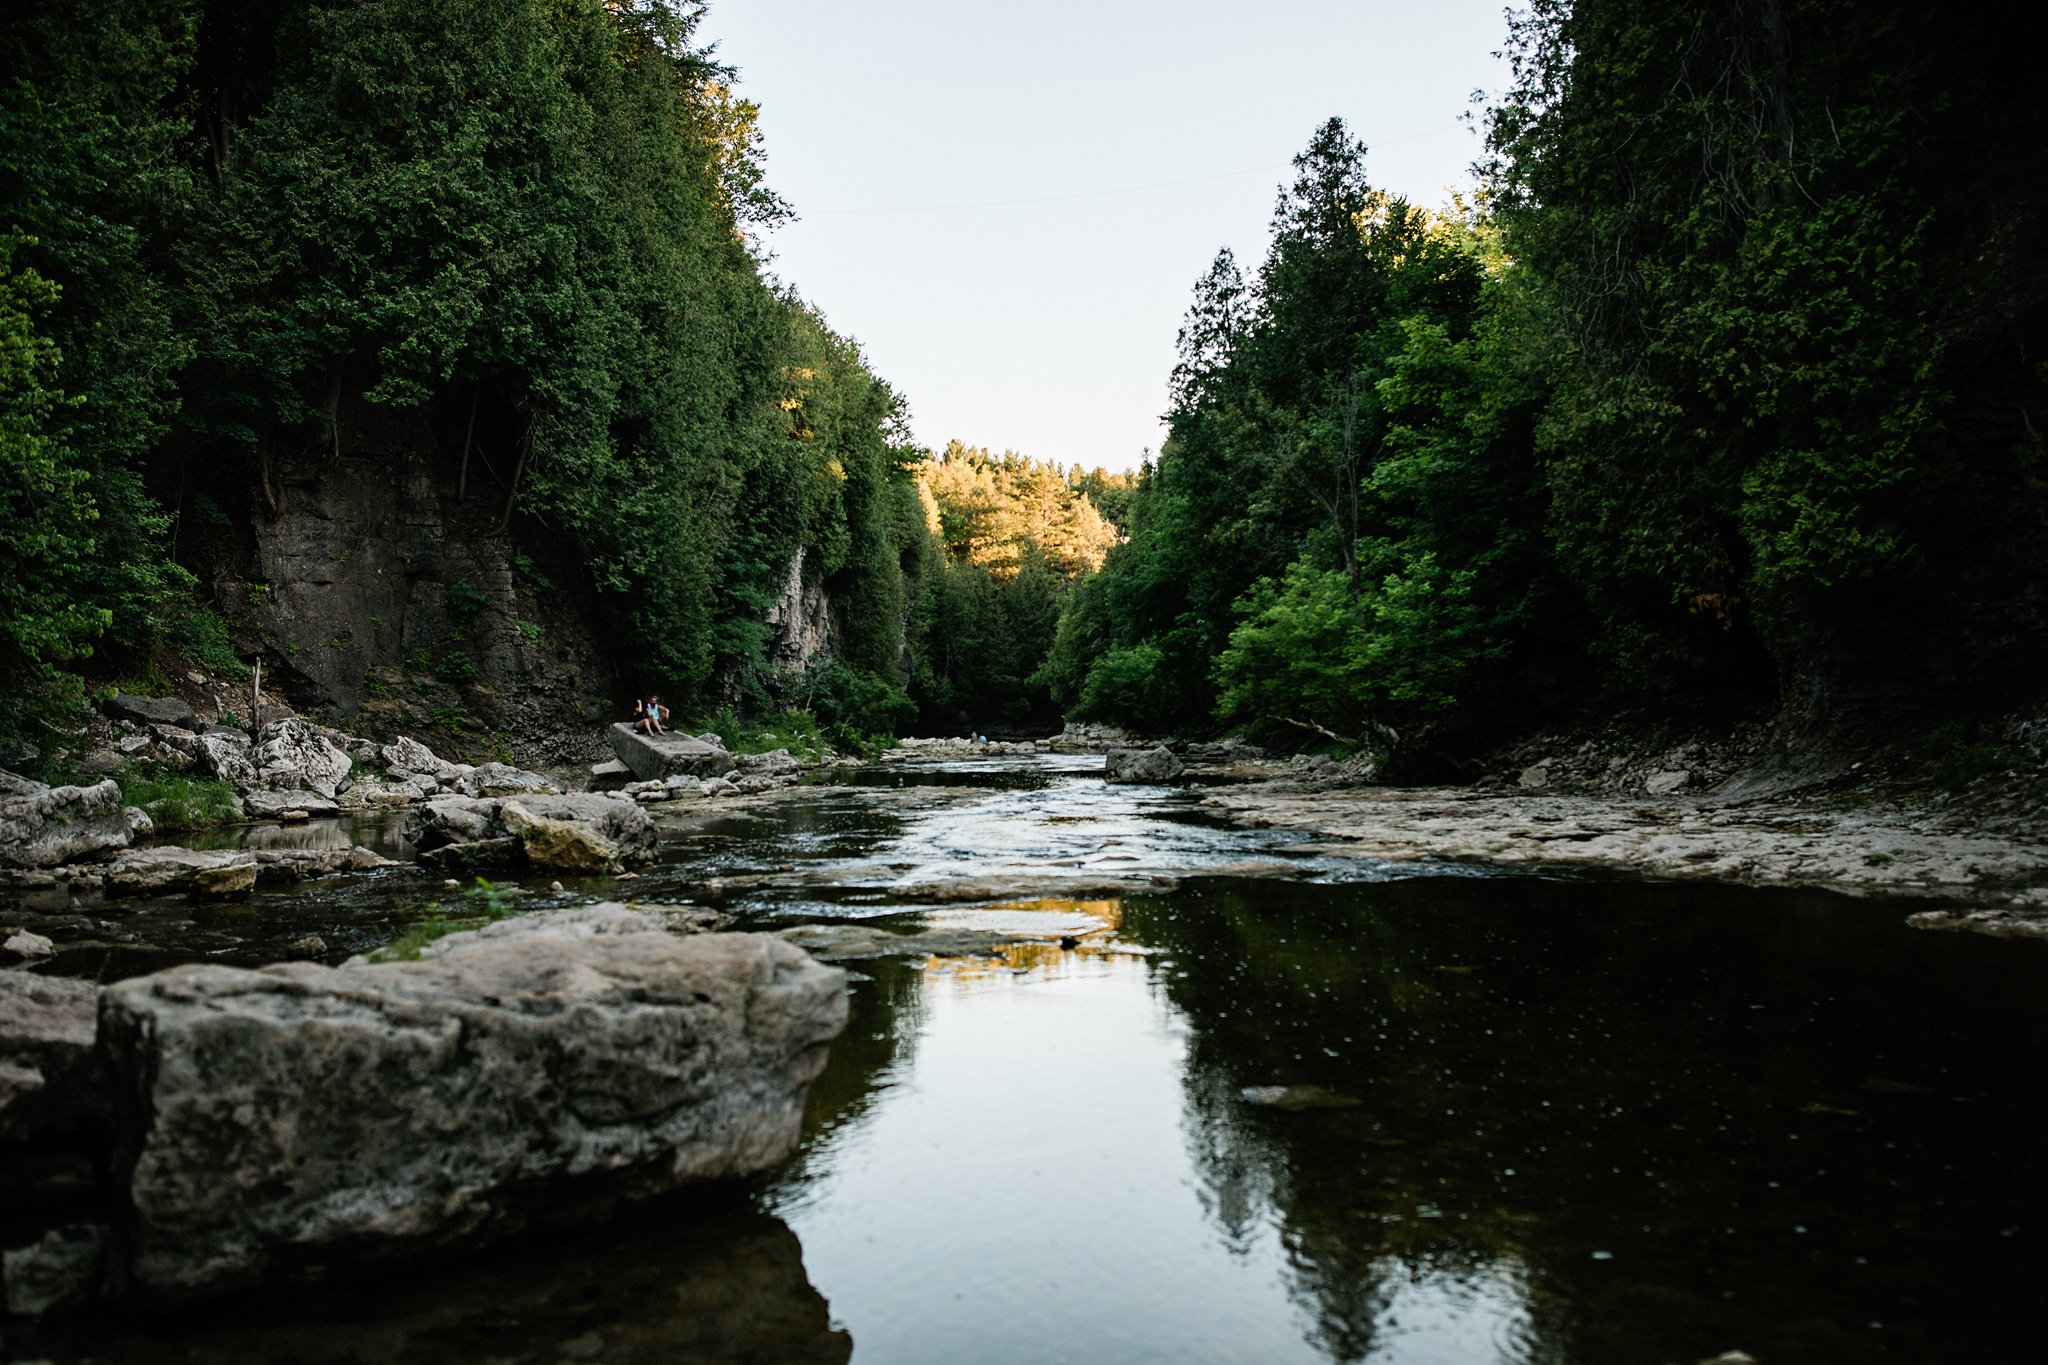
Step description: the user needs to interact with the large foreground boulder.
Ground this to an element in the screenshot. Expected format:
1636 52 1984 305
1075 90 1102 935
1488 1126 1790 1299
97 907 848 1304
1103 745 1186 785
0 777 152 869
608 724 736 781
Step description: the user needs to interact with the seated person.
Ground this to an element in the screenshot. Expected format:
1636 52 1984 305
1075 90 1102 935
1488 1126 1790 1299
632 695 668 735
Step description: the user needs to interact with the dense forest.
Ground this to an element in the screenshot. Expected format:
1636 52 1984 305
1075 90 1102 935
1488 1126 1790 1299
5 0 2046 767
1054 0 2048 769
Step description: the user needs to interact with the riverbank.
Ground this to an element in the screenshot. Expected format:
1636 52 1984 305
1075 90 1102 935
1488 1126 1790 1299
1191 772 2048 939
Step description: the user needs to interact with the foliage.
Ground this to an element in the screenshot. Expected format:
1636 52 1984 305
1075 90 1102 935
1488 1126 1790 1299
369 877 519 963
907 444 1114 729
1061 2 2048 753
119 762 242 830
0 0 921 738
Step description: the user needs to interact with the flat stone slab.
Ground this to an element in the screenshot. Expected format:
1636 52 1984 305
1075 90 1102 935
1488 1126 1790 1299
609 724 735 782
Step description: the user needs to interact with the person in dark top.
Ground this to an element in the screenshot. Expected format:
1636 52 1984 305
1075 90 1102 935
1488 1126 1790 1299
632 695 668 735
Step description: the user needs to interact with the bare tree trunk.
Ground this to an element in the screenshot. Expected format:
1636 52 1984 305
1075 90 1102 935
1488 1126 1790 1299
457 385 479 502
497 415 534 534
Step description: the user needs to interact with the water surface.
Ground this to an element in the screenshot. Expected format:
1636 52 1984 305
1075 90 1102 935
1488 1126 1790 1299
12 756 2045 1364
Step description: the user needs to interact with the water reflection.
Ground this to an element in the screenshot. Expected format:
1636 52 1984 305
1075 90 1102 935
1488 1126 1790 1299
12 1197 849 1364
758 875 2048 1365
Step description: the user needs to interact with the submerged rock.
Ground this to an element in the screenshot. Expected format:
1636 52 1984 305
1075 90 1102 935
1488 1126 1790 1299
0 777 152 869
777 923 1020 962
1238 1084 1362 1112
608 723 737 782
97 907 848 1304
1103 746 1186 785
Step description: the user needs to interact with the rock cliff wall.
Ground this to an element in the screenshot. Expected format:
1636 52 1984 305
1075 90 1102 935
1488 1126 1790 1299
235 400 617 765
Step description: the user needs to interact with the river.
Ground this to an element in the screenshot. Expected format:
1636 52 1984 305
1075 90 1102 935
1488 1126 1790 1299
18 753 2048 1364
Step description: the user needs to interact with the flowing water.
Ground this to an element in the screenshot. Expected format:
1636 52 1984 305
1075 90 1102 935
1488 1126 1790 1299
14 755 2048 1364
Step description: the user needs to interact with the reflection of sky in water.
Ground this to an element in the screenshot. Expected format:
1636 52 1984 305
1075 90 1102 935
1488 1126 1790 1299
769 956 1339 1365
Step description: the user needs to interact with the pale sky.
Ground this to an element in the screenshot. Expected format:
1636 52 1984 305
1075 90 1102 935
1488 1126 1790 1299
698 0 1512 472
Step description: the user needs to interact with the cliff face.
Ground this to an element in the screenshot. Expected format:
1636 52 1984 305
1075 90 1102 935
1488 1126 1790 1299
763 549 835 677
237 401 617 766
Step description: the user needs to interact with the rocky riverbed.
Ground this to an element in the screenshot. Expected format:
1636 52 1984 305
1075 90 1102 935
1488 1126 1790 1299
1193 780 2048 938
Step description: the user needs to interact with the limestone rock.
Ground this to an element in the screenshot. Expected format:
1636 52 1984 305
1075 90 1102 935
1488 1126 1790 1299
381 736 460 784
461 762 561 798
105 692 198 730
0 778 152 869
106 847 258 897
501 799 625 874
98 907 849 1303
588 758 633 791
418 837 525 875
6 929 56 958
252 845 389 883
193 860 258 898
412 796 502 847
3 1222 107 1316
253 719 353 799
737 748 801 777
1645 769 1691 795
608 723 737 782
242 789 340 820
1103 745 1185 785
411 794 654 874
195 733 259 789
1518 765 1550 789
0 973 106 1143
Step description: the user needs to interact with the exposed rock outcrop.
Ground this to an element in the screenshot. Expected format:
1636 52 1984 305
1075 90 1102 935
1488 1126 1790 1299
104 693 198 730
409 794 655 873
608 724 737 782
252 719 353 799
1104 745 1185 785
0 777 152 869
96 907 848 1304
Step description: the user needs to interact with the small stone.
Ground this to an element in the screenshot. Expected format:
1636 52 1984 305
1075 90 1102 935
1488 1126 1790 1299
1518 765 1549 788
1645 769 1691 795
443 879 461 889
5 929 55 958
280 809 311 823
550 881 565 892
285 935 328 960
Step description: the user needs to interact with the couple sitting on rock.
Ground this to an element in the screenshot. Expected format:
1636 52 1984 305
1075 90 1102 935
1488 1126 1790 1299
632 696 669 736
